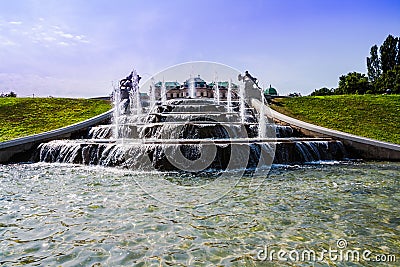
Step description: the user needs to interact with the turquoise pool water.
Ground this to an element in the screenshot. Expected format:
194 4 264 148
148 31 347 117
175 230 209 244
0 162 399 266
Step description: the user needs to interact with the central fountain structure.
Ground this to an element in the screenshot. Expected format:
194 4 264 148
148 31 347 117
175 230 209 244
35 62 346 173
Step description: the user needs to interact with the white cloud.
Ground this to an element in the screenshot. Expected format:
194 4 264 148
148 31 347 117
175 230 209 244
54 30 74 39
0 36 18 46
58 41 69 46
42 36 57 42
8 21 22 25
0 18 90 48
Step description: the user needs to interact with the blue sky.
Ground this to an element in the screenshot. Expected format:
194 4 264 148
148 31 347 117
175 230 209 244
0 0 399 97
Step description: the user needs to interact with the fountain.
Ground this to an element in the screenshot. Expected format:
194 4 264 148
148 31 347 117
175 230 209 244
213 74 220 104
2 65 396 267
34 62 347 175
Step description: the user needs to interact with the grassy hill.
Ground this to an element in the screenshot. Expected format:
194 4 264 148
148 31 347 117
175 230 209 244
0 98 111 142
270 95 400 145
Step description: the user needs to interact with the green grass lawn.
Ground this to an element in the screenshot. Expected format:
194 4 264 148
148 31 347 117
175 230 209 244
0 98 112 142
270 95 400 145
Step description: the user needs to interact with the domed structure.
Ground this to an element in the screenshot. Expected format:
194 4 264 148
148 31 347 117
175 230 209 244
183 75 208 88
264 85 278 96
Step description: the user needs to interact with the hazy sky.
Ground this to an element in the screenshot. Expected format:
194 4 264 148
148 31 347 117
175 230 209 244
1 0 399 97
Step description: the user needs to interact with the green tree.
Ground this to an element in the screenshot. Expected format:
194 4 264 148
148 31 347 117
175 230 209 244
374 65 400 94
310 87 335 96
396 38 400 66
380 34 399 73
7 91 17 97
367 45 381 83
337 72 370 94
0 91 17 97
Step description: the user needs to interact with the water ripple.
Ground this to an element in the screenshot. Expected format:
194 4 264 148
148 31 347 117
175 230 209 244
0 162 399 266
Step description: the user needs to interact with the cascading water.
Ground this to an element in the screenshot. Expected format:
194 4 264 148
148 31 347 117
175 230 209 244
35 62 348 173
37 96 346 169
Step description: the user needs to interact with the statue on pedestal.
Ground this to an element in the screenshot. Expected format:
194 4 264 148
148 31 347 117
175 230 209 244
238 70 262 100
118 71 142 113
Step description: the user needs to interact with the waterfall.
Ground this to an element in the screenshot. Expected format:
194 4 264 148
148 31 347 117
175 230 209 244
294 141 346 162
35 95 348 170
35 68 348 172
274 125 293 138
161 79 167 104
88 126 113 139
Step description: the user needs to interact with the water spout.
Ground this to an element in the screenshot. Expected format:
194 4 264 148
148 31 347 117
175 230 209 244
227 79 232 112
258 90 266 138
149 78 156 108
161 78 167 104
239 83 246 123
214 74 220 104
132 69 142 116
113 83 121 139
189 75 196 98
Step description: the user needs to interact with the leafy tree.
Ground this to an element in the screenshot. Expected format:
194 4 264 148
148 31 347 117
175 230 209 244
380 34 399 73
314 34 400 95
0 91 17 97
374 65 400 94
337 72 370 94
7 91 17 97
364 34 400 93
310 87 335 96
397 39 400 66
367 45 381 83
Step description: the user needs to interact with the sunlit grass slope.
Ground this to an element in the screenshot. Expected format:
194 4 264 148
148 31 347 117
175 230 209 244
0 98 111 142
270 95 400 144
